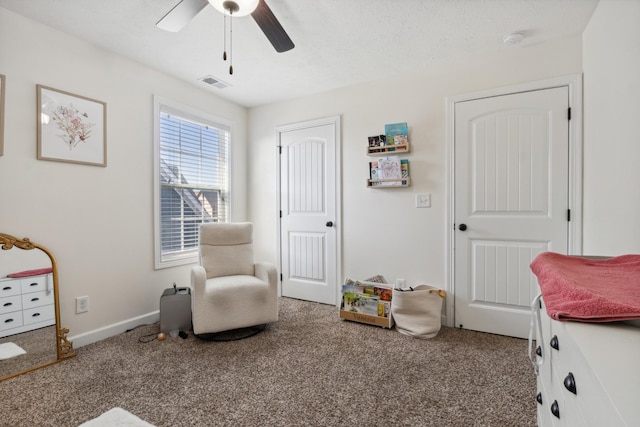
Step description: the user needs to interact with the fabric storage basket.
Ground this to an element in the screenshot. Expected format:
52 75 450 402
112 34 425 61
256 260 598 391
391 285 446 339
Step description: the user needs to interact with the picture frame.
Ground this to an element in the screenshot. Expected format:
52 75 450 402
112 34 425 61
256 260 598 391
37 84 106 166
0 74 5 156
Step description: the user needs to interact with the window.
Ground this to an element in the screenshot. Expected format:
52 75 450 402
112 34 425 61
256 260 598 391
154 97 231 268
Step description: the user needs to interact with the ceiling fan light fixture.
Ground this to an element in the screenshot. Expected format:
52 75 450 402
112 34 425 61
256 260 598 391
208 0 259 17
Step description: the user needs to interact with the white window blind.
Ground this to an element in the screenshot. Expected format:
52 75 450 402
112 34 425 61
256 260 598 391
156 103 230 265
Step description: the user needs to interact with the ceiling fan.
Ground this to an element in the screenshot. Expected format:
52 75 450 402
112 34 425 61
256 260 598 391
156 0 295 53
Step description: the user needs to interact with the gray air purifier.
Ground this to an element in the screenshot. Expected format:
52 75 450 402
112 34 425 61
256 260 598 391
160 285 192 337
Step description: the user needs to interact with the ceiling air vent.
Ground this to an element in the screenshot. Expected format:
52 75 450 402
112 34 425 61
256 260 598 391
198 75 230 89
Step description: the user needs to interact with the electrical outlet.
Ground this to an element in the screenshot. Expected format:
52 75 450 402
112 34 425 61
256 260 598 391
416 193 431 208
76 296 89 314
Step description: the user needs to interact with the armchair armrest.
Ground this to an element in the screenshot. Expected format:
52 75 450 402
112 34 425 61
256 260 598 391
254 262 277 290
191 265 207 296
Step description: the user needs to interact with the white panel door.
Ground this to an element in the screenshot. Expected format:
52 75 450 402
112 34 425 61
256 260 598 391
279 118 339 305
454 87 569 338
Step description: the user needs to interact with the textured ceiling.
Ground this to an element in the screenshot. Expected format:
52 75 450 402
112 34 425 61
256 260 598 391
0 0 599 107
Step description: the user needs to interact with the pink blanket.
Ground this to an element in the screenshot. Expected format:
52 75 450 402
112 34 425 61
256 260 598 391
530 252 640 322
7 267 53 278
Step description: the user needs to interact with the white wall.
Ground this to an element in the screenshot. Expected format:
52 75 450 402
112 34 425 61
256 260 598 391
0 8 248 341
5 1 634 345
583 0 640 255
248 36 583 291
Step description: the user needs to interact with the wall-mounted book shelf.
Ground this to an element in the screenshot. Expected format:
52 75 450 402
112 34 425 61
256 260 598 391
367 123 412 188
367 142 411 156
366 177 411 188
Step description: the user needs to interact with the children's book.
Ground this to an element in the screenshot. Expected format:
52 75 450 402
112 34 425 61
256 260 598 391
374 286 392 301
394 134 409 146
385 123 408 150
378 156 402 186
367 135 386 152
358 295 380 316
385 122 408 136
369 161 382 186
401 159 409 185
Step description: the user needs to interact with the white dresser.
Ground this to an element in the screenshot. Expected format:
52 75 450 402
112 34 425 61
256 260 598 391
0 273 56 338
536 297 640 426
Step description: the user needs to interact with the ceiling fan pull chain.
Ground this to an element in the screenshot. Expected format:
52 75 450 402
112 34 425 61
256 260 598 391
229 10 233 75
223 14 227 61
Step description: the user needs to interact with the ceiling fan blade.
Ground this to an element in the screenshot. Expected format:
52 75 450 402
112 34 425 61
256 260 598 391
251 0 295 53
156 0 209 32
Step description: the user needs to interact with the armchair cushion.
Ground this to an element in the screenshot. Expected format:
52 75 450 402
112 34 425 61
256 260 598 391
200 222 254 278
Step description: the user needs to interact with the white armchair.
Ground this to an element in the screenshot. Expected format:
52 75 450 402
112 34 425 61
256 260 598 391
191 222 278 336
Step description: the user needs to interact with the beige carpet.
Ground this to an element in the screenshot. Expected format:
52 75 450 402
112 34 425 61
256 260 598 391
0 325 57 379
0 298 536 426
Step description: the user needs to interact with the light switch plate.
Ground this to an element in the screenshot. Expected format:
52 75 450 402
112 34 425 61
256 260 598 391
416 193 431 208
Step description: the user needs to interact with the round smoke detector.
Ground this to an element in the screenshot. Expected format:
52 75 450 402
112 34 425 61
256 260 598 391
503 32 524 45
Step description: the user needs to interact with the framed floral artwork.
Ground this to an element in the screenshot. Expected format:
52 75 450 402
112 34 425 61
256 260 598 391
37 85 107 166
0 74 5 156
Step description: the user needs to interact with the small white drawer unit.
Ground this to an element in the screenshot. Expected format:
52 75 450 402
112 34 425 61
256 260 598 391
536 297 640 426
0 273 55 338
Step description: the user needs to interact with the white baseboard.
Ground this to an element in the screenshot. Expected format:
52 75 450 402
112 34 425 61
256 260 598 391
68 310 159 348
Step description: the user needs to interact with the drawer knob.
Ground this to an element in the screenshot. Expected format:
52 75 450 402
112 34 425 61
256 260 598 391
4 318 14 323
564 372 577 394
535 346 542 357
2 286 11 291
551 400 560 419
3 302 12 307
550 335 559 350
536 392 543 405
32 312 41 318
31 297 40 302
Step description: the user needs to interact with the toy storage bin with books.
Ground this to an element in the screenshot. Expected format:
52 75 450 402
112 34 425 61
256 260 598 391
339 278 394 328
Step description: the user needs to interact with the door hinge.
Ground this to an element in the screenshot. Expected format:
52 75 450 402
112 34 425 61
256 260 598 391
280 273 283 281
279 210 282 218
567 209 571 221
568 107 571 121
278 145 282 154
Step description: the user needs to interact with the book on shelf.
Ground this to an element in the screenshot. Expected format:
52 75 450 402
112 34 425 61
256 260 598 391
378 300 391 317
369 161 382 186
374 286 392 301
384 122 408 136
401 159 410 185
378 156 402 186
384 122 408 148
367 135 387 152
393 134 409 146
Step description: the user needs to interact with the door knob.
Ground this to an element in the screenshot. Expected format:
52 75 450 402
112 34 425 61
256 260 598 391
458 223 467 231
326 221 334 227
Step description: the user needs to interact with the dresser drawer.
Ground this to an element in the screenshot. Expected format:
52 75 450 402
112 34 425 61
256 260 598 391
0 279 21 297
536 374 554 427
23 304 55 326
548 320 580 381
21 290 54 309
543 320 631 426
0 295 23 315
0 311 24 331
557 329 625 426
21 275 50 294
